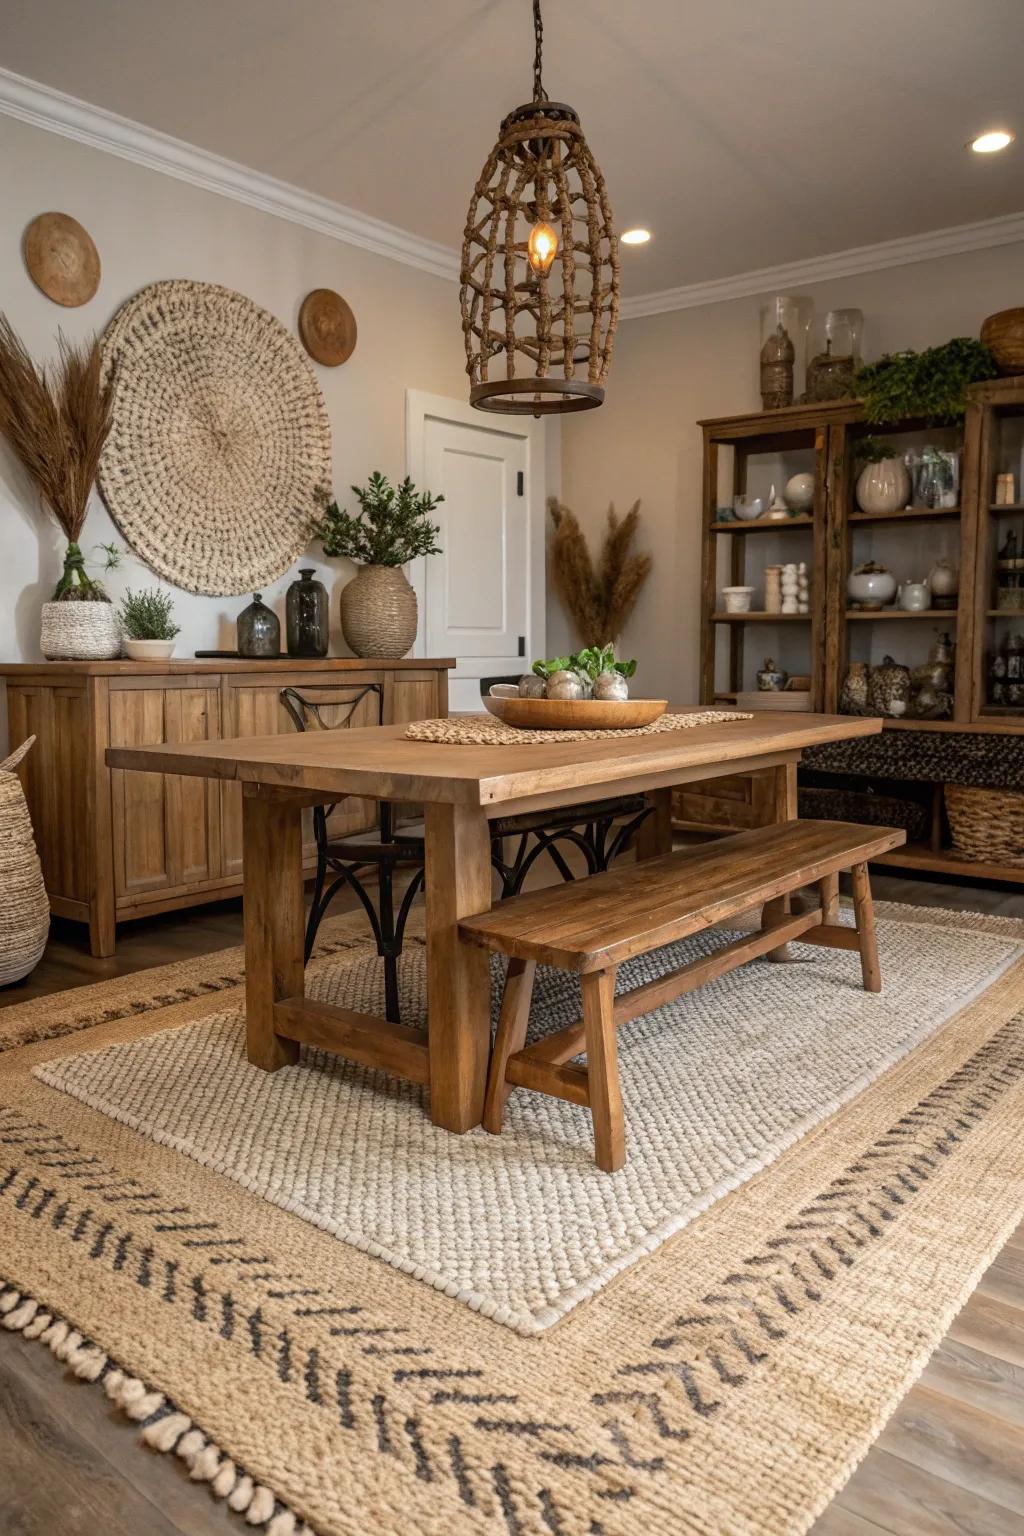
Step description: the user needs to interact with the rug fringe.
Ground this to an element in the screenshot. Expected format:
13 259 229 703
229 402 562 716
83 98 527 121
0 1280 315 1536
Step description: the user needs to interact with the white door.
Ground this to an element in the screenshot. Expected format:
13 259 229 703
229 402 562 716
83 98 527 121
421 413 534 712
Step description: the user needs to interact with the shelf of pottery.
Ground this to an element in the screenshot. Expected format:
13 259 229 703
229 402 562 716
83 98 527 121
838 422 963 722
708 437 824 708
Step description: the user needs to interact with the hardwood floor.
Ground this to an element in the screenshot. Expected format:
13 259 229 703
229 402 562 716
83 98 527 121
1 869 1022 1534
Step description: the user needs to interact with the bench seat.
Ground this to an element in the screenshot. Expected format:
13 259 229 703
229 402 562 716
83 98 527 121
460 819 906 1172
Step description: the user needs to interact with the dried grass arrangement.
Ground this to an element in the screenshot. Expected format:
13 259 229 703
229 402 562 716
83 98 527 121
0 317 113 600
548 497 651 647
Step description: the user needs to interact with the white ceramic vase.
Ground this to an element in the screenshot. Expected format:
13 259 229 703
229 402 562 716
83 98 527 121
855 458 911 515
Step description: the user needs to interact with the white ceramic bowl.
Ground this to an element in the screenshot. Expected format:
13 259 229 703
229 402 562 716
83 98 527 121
721 585 755 613
123 638 177 661
846 570 896 608
733 495 766 521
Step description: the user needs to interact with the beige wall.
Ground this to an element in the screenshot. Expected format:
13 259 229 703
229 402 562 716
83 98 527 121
0 113 470 692
557 243 1024 705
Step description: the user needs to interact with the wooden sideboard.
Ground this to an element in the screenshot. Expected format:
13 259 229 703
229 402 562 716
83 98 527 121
1 658 452 956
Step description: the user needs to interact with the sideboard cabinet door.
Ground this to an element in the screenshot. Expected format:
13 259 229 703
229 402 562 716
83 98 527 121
109 685 222 899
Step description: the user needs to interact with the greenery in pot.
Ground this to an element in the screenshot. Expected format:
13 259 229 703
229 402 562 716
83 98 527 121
0 319 114 600
314 472 443 566
853 338 996 426
119 588 180 641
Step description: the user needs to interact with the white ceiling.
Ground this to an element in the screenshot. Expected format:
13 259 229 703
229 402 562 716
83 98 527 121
2 0 1022 296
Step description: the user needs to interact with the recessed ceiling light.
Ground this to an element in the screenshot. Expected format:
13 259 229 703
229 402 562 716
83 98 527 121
969 129 1014 154
621 228 652 245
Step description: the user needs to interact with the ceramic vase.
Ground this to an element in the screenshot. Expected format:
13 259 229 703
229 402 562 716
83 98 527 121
855 458 911 515
868 656 912 718
840 662 870 715
340 565 418 659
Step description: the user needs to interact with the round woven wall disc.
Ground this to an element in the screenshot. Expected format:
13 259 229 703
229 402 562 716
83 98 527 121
99 280 331 597
299 288 357 366
23 212 100 307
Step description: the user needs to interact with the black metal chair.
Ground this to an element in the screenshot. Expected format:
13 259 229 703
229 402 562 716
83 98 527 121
280 685 424 1025
283 679 652 1025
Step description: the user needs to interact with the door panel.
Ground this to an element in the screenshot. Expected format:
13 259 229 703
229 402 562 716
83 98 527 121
424 417 528 703
109 686 221 899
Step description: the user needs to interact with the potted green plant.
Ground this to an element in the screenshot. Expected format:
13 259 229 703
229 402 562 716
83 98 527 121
0 319 119 659
852 437 910 515
119 588 181 660
315 472 443 658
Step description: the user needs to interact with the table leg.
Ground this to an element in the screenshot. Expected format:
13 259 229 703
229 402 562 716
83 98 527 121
764 758 801 957
242 789 303 1071
636 786 673 861
424 801 493 1132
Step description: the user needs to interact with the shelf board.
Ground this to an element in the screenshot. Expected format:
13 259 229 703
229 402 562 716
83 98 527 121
712 612 811 623
986 608 1024 618
711 515 814 533
990 503 1024 514
873 841 1024 885
848 505 960 526
845 609 957 621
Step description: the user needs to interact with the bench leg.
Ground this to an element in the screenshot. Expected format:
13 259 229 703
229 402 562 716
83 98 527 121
819 872 840 924
482 957 536 1135
582 969 625 1173
761 895 794 962
851 861 881 993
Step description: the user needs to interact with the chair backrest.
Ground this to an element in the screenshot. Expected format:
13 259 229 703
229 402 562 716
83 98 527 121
280 683 384 734
480 674 520 699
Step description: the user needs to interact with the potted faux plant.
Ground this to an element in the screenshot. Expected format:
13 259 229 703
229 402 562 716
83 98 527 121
853 438 910 515
854 338 996 511
315 472 442 658
0 319 119 659
119 588 180 660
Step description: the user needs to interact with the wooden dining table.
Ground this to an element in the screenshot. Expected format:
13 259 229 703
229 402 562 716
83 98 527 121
107 711 882 1134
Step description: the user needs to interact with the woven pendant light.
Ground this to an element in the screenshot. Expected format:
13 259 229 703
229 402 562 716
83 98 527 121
460 0 619 415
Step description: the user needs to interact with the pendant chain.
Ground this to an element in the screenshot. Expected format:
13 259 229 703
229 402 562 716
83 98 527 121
532 0 546 101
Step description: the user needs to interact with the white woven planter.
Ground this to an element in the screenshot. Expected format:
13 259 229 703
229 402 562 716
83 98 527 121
0 737 49 986
40 601 121 660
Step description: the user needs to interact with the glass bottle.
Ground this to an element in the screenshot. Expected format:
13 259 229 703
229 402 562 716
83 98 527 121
237 593 281 657
286 568 329 658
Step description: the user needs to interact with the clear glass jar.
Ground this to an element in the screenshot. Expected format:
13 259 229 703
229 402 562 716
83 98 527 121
286 568 329 657
823 308 863 368
237 592 281 657
759 295 814 407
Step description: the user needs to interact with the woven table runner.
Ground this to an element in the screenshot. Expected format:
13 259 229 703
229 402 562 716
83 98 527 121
405 709 753 746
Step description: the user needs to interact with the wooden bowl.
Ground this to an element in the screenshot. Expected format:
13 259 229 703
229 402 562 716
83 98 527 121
981 308 1024 376
483 694 668 731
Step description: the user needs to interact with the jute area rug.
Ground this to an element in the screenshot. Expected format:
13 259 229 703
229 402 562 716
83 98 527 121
2 904 1024 1535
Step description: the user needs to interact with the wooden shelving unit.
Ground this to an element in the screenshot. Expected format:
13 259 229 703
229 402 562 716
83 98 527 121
694 384 1024 885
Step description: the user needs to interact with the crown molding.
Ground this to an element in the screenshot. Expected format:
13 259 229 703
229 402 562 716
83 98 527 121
3 67 1021 314
0 67 460 283
620 211 1024 320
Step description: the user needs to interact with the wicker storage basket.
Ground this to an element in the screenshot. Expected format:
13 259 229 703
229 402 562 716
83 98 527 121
0 737 49 985
945 783 1024 867
798 785 928 845
40 600 121 660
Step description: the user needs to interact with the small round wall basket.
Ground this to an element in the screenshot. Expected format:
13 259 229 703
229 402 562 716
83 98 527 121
99 280 331 597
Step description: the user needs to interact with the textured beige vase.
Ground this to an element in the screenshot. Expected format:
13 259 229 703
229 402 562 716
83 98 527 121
339 564 417 659
855 458 911 515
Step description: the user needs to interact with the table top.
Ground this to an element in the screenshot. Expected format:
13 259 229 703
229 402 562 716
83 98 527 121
106 712 883 810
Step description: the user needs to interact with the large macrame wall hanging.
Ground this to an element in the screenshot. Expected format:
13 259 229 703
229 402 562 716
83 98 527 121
99 280 331 596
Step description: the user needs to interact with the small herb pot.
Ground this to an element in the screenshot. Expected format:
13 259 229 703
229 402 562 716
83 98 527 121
123 638 176 661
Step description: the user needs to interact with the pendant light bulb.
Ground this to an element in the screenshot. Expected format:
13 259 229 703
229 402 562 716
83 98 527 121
527 221 558 275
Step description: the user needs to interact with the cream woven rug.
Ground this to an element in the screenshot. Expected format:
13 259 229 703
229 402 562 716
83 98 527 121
3 905 1024 1535
32 909 1022 1334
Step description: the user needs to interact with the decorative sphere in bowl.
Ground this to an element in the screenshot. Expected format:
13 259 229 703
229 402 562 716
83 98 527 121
545 670 585 701
518 674 546 698
593 670 629 701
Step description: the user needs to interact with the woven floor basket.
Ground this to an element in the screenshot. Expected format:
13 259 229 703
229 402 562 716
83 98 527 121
0 737 49 985
945 782 1024 867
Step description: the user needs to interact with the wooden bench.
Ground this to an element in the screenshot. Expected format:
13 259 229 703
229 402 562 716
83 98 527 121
459 819 906 1172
